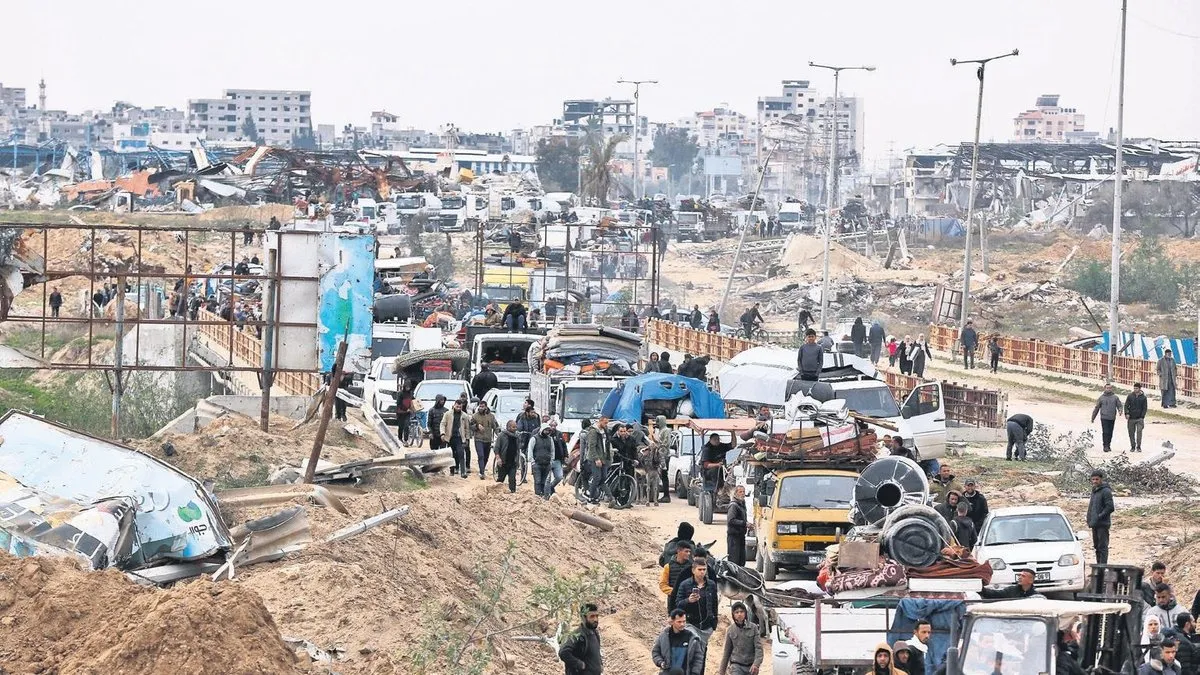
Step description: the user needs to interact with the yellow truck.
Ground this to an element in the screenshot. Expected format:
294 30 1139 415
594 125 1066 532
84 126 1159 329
753 463 861 581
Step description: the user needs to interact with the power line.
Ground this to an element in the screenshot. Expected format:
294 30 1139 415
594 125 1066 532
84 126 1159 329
1132 14 1200 39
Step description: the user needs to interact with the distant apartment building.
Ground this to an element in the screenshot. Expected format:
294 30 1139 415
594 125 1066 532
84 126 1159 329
0 83 26 111
678 104 757 151
560 98 650 156
187 88 312 146
1013 95 1089 143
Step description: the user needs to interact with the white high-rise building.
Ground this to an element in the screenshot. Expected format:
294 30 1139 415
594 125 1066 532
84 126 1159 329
187 88 312 146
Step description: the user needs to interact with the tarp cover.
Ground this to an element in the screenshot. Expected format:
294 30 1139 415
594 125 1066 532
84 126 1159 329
718 363 796 407
601 373 725 423
0 473 136 569
0 412 231 569
1095 331 1197 366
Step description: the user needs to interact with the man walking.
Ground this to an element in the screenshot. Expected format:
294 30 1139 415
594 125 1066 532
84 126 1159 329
559 603 603 675
651 610 705 675
494 420 521 493
641 416 670 506
471 401 500 480
586 417 612 503
1125 382 1148 452
471 363 498 400
442 400 471 477
868 320 886 364
988 335 1003 373
49 287 63 318
659 540 694 614
1088 469 1114 565
960 320 979 369
527 424 556 497
1090 383 1123 453
719 601 763 675
727 485 749 567
1159 348 1179 409
426 395 448 451
797 329 823 381
676 559 719 647
1006 413 1034 461
544 418 568 498
516 401 541 484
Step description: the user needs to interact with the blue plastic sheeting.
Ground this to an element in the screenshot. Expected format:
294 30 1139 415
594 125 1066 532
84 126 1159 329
600 373 726 423
1095 331 1197 366
921 217 965 238
886 598 966 675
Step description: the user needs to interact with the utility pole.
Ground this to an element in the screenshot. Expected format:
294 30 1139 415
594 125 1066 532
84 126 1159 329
110 275 126 438
809 63 875 331
617 79 658 201
1110 0 1128 377
305 338 348 484
949 48 1018 333
259 248 278 431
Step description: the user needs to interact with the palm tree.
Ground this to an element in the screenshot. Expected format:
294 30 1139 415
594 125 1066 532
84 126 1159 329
580 132 627 206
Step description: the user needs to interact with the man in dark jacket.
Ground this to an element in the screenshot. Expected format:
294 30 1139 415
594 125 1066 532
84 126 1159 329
1056 626 1088 675
659 540 694 614
470 364 498 400
651 609 705 675
659 351 674 374
720 601 764 675
507 228 523 253
1125 382 1148 452
426 395 448 451
676 560 719 645
1006 413 1034 461
494 421 522 493
502 300 528 332
850 317 867 358
559 603 603 675
951 502 978 550
1088 470 1114 564
960 478 989 532
1166 613 1198 675
689 305 703 330
727 485 749 567
528 425 556 497
868 320 886 363
960 320 979 369
797 329 824 380
1143 562 1168 606
678 354 711 380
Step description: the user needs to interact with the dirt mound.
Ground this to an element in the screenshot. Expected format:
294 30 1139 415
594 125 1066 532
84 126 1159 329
233 484 666 674
780 234 879 277
0 553 301 674
136 409 387 488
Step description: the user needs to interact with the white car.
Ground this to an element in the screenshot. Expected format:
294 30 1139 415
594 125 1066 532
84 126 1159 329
413 379 470 430
973 506 1085 593
482 388 528 430
362 357 401 422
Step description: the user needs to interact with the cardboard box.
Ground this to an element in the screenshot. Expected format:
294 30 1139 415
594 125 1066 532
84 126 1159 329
838 541 881 570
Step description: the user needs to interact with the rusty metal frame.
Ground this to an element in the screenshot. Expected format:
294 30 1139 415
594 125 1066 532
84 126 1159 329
0 221 318 375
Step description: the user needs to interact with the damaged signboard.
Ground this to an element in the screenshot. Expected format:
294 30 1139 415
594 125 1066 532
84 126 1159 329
0 411 231 570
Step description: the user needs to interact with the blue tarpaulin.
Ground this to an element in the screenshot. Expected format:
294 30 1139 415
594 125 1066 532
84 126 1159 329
600 373 726 423
920 217 965 238
1095 331 1197 366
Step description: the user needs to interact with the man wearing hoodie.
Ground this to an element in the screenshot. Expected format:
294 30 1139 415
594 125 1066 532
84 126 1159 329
872 643 897 675
1165 613 1197 675
727 485 749 566
527 424 556 497
719 602 763 675
1126 383 1149 452
868 320 886 364
1090 383 1124 453
892 641 912 675
1088 469 1115 564
660 522 696 566
951 502 978 550
471 401 500 480
659 351 675 374
558 603 603 675
494 420 522 493
960 478 989 531
930 464 964 505
960 320 979 369
426 395 448 451
851 317 867 358
934 490 962 526
652 609 705 675
1148 584 1188 629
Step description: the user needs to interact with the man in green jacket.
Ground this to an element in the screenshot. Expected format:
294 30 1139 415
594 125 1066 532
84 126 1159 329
470 401 500 480
585 417 612 504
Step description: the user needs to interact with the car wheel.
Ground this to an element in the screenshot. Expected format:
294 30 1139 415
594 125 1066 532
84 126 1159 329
763 553 778 582
756 551 764 573
675 472 687 500
745 542 757 563
687 485 697 507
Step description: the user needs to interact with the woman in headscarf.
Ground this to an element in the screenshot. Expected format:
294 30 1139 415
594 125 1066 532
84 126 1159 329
1143 614 1164 660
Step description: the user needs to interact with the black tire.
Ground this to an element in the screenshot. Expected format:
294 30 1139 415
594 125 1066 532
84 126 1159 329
700 492 714 525
745 542 757 563
675 472 688 500
611 474 636 508
755 550 764 573
687 485 697 507
763 552 778 582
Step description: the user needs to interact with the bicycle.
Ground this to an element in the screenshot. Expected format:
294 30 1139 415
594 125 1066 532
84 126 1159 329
492 449 527 482
405 415 423 448
737 322 765 341
574 460 636 508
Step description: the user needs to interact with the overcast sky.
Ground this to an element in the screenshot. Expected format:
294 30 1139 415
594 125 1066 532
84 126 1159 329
6 0 1198 162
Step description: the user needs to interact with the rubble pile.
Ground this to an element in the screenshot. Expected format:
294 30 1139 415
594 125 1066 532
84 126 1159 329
0 554 302 674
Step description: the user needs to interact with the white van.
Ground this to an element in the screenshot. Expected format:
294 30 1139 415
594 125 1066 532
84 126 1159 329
471 333 540 391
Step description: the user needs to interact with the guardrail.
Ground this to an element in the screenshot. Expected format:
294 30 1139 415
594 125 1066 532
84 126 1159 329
928 324 1198 397
647 320 1006 428
195 310 320 397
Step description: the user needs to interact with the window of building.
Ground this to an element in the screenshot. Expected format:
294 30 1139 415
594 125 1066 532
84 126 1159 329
258 118 265 123
259 95 265 100
284 96 291 101
271 96 277 100
271 118 277 122
271 107 277 111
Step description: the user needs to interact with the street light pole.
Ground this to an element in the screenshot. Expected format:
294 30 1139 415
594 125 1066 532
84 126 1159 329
949 48 1018 334
810 62 874 331
617 79 658 201
1109 0 1128 376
